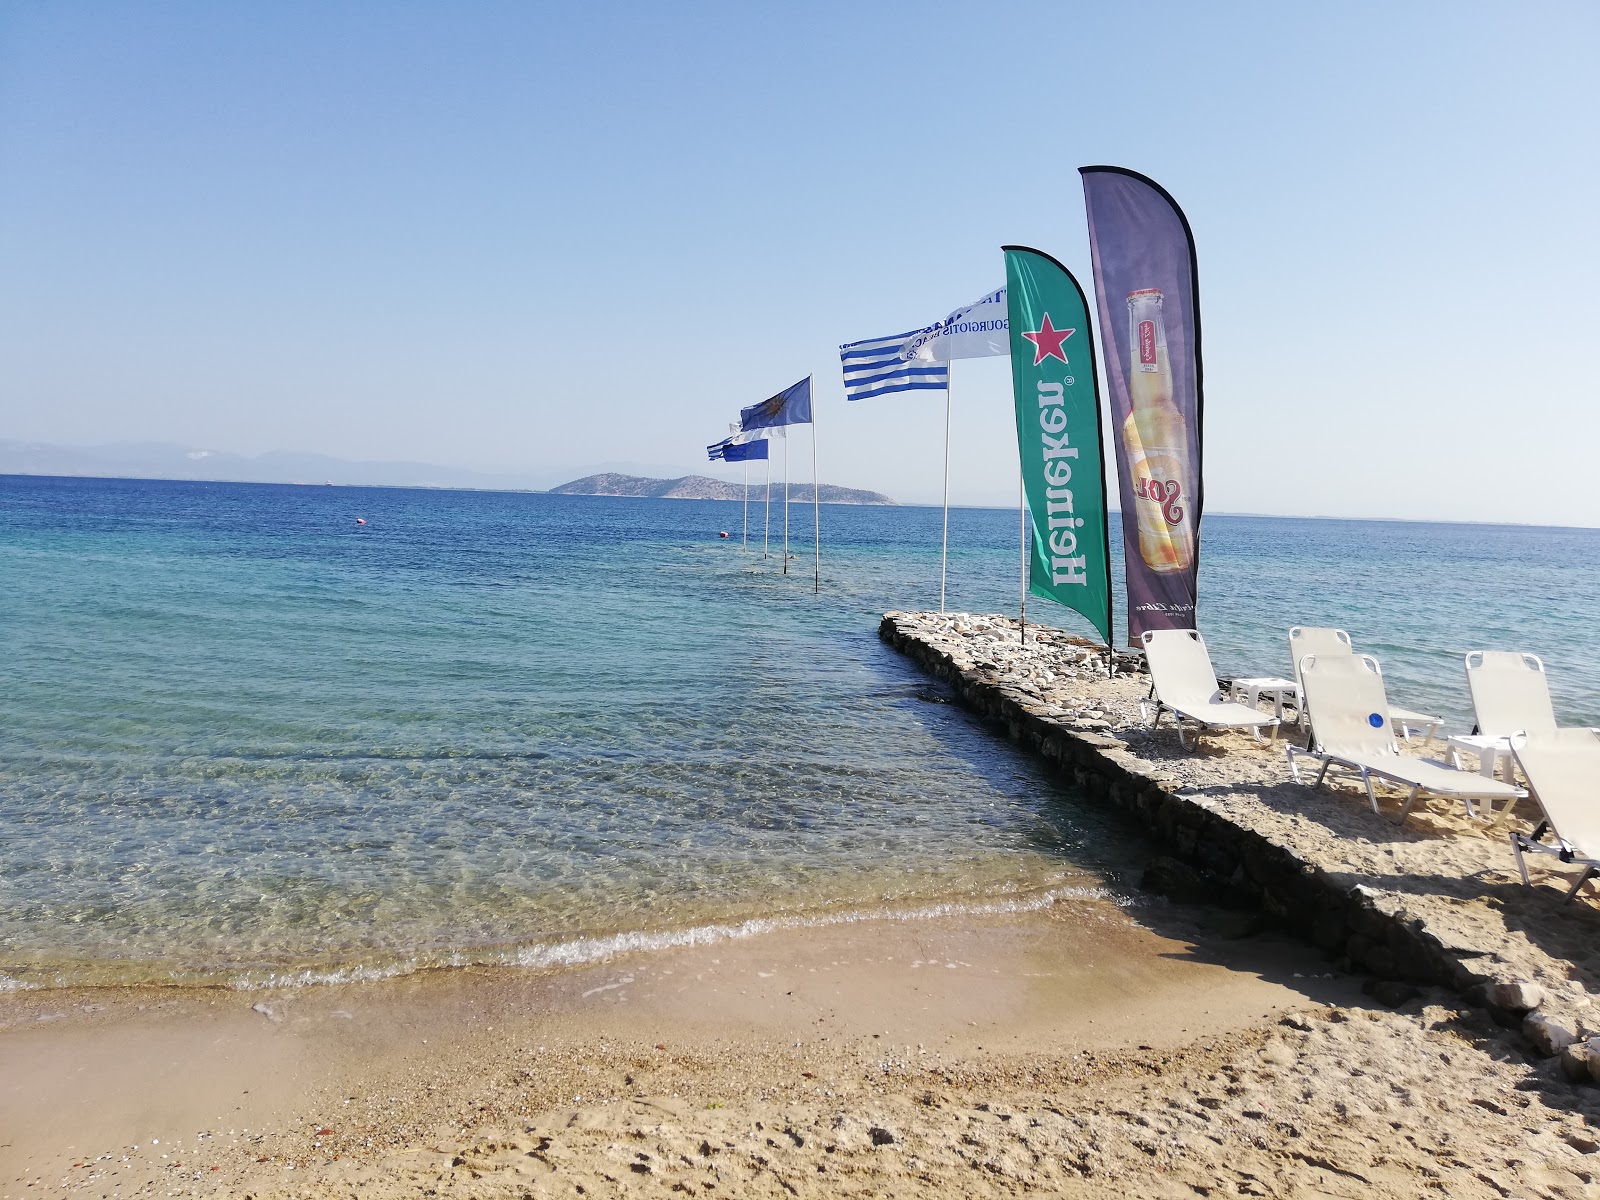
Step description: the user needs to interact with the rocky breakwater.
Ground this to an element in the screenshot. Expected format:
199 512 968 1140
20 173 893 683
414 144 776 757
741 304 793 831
881 610 1600 1084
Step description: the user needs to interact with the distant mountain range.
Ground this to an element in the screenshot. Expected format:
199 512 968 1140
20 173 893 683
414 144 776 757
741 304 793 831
0 440 699 492
549 473 895 505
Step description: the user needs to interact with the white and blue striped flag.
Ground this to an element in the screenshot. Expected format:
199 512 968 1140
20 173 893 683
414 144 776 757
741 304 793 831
838 332 949 403
840 287 1009 402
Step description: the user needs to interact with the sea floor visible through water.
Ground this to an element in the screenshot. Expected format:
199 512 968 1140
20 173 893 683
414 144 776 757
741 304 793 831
2 474 1598 991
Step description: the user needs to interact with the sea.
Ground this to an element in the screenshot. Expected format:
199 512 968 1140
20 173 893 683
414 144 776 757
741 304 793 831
3 474 1598 992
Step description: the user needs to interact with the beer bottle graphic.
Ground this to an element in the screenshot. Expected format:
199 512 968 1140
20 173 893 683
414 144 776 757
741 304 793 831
1122 289 1195 573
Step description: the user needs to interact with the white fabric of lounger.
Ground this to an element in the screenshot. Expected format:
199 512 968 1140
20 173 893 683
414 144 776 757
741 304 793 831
1288 625 1440 744
1449 651 1561 795
1286 652 1523 824
1509 729 1600 901
1141 629 1280 749
1467 651 1558 738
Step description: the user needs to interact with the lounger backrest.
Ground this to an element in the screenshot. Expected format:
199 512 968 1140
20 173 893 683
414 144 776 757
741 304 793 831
1141 629 1223 710
1299 652 1395 762
1512 729 1600 856
1289 626 1353 713
1466 651 1557 738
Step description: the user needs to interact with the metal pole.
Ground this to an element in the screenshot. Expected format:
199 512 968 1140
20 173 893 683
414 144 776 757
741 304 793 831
811 375 820 595
939 360 952 613
763 454 771 560
1019 469 1027 646
782 431 789 575
742 458 749 548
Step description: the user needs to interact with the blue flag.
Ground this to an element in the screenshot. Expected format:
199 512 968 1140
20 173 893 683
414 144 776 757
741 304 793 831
708 437 769 462
740 377 812 432
722 439 768 462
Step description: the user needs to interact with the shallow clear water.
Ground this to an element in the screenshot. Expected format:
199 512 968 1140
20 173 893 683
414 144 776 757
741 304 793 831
2 475 1597 989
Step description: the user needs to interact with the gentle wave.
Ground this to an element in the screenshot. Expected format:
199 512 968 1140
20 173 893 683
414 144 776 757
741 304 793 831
224 885 1121 992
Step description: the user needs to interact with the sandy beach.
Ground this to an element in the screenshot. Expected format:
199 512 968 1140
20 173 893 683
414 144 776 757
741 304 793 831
5 882 1599 1197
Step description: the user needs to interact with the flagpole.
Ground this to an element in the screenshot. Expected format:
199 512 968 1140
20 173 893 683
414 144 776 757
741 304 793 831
764 454 771 560
939 360 952 613
810 374 820 595
1019 469 1027 646
742 458 749 548
782 430 789 575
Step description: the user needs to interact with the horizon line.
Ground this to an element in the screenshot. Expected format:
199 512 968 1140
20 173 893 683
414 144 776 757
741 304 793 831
3 471 1596 534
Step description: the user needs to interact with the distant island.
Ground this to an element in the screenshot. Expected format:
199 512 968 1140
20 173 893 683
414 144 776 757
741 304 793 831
0 441 899 504
549 473 895 505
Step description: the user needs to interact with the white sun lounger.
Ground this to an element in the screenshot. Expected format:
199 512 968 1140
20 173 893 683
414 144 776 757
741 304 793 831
1141 629 1280 749
1509 729 1600 901
1286 652 1524 824
1449 652 1560 786
1288 625 1442 745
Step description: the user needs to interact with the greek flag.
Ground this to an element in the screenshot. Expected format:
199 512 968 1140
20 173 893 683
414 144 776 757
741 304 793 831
839 331 948 402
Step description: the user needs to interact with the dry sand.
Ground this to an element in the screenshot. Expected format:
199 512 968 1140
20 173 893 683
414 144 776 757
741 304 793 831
8 612 1600 1197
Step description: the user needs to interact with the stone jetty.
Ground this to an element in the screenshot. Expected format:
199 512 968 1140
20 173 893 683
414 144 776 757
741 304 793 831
882 610 1600 1082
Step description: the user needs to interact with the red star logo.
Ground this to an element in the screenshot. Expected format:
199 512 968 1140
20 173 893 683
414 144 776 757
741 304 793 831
1021 313 1074 366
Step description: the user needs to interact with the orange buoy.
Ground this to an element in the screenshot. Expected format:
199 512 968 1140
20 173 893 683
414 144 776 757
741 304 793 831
718 530 729 538
355 518 367 525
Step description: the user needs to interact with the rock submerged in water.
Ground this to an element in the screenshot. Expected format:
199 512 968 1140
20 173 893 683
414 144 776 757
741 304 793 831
1141 856 1212 905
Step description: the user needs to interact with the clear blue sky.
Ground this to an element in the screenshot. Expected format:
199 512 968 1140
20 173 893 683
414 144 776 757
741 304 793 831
2 2 1595 523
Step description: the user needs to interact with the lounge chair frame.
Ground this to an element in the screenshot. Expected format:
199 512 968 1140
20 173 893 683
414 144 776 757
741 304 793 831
1508 730 1600 901
1508 821 1599 901
1287 652 1523 825
1140 629 1280 750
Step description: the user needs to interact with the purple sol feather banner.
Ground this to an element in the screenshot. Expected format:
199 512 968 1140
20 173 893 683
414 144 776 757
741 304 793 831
1080 166 1204 645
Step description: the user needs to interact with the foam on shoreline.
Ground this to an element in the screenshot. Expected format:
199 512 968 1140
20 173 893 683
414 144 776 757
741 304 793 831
222 884 1120 990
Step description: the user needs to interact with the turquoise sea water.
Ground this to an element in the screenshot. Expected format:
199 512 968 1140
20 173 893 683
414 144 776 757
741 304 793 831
3 475 1598 990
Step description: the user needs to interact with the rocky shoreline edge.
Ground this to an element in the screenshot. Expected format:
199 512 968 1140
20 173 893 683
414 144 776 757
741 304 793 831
880 609 1600 1085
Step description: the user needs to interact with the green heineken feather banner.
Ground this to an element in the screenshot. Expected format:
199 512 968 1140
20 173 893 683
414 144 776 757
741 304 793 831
1003 245 1112 645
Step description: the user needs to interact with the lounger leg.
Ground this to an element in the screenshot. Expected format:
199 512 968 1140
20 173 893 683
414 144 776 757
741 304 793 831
1362 770 1381 815
1313 759 1331 790
1393 784 1421 823
1486 794 1519 831
1566 866 1597 903
1509 833 1532 887
1286 747 1302 783
1174 715 1190 750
